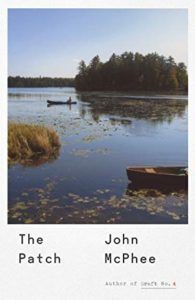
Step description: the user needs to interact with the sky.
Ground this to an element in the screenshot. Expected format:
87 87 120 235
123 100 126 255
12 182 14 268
8 9 188 78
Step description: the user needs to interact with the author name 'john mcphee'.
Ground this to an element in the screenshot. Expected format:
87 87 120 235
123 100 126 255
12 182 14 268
104 234 156 264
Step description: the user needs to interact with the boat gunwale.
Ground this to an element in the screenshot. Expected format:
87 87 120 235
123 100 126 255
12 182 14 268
126 166 187 177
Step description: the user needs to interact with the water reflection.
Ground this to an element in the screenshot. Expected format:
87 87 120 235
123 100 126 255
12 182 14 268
16 151 60 167
78 93 187 125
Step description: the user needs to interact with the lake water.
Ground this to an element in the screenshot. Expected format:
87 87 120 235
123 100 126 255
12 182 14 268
8 87 188 224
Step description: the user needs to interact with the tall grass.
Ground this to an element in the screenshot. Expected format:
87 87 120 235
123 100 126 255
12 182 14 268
8 123 61 165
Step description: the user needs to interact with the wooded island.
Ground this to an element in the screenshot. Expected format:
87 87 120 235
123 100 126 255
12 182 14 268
75 52 188 92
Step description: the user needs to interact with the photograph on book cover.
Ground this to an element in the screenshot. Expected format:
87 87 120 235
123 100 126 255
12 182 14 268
8 8 188 224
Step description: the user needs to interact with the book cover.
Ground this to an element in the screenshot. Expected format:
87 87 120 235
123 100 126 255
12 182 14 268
0 1 195 299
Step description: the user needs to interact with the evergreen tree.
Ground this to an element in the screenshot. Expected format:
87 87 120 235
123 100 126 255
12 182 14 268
74 51 188 92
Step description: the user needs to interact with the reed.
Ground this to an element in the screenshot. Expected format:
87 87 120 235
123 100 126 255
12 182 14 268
8 122 60 165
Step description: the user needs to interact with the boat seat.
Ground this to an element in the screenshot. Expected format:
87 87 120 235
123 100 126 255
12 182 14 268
145 168 156 173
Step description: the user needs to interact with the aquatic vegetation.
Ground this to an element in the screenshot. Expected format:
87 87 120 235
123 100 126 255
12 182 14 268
8 178 187 224
8 122 61 165
82 134 102 143
79 94 187 123
70 148 110 157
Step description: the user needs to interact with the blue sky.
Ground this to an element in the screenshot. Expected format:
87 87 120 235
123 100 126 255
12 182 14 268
8 9 188 77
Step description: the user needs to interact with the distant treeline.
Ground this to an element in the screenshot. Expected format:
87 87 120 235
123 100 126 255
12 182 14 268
8 76 75 88
75 52 188 92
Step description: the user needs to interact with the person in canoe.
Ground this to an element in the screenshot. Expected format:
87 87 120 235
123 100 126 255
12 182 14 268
67 96 72 104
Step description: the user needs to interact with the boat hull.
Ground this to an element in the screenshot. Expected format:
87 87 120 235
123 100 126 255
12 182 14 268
126 166 188 189
47 100 77 105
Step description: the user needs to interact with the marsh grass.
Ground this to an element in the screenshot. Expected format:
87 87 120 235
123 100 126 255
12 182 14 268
8 123 61 165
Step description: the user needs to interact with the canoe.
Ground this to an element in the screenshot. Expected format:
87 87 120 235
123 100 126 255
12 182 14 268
47 100 77 105
126 166 188 188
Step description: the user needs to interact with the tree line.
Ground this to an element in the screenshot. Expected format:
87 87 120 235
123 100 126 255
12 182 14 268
75 52 188 92
8 76 75 88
